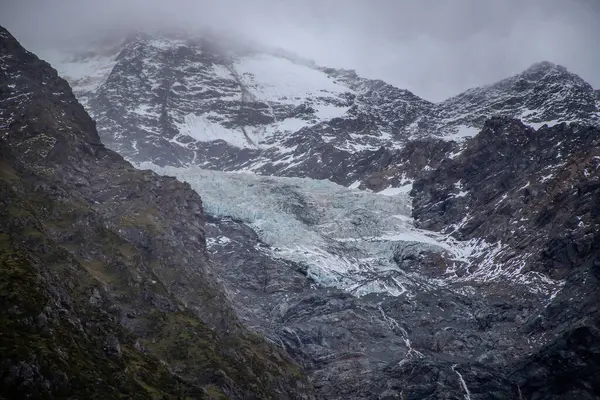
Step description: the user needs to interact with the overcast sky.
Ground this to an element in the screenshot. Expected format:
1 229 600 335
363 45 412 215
1 0 599 101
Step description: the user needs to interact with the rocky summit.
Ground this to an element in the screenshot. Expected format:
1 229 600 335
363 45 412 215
2 25 600 400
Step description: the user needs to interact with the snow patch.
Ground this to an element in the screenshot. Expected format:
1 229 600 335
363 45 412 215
526 120 577 130
235 54 351 106
378 183 413 196
443 125 480 141
175 113 253 148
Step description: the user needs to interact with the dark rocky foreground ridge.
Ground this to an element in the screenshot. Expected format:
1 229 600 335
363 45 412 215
0 26 313 399
1 24 600 400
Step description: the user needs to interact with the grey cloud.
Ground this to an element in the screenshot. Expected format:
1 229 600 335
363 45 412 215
1 0 598 101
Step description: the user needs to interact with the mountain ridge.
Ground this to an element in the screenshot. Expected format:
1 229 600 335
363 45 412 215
40 31 599 193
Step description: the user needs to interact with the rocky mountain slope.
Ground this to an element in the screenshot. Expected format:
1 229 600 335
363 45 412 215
413 117 600 280
411 117 600 398
3 25 600 399
0 26 313 399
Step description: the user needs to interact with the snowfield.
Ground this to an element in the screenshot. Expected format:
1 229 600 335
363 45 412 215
235 54 351 112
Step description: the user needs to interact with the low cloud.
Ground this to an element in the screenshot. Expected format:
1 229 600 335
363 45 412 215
1 0 598 101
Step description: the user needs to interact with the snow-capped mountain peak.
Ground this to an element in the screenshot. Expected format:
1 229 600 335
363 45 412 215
43 32 599 185
437 60 599 131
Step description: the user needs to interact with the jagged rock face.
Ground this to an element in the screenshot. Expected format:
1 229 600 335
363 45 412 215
43 34 599 189
411 116 600 399
412 117 600 281
354 139 457 191
0 26 314 399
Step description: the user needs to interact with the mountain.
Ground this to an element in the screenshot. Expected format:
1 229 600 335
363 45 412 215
437 61 600 130
3 24 600 399
0 26 313 399
42 33 599 191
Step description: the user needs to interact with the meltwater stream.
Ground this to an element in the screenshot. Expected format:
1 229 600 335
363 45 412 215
138 163 481 296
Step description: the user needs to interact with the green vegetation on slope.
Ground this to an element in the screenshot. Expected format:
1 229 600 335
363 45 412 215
0 152 310 399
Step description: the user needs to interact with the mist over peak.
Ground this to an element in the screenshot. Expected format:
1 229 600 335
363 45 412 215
1 0 599 100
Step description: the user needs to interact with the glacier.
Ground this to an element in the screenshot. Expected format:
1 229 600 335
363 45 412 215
136 163 511 297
